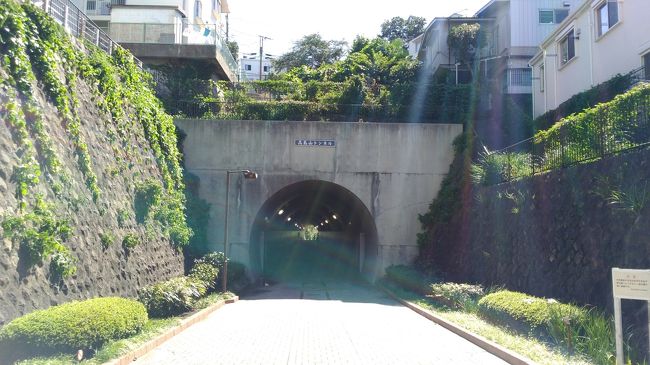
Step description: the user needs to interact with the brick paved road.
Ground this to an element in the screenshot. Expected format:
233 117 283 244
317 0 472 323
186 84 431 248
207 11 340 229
134 281 507 365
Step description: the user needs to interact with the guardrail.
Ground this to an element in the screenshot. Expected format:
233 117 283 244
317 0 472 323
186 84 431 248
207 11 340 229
33 0 142 66
483 79 650 184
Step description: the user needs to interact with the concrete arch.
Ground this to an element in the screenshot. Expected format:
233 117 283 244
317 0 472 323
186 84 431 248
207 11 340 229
248 180 379 281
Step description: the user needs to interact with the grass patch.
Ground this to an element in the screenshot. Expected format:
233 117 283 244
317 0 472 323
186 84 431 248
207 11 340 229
383 284 592 365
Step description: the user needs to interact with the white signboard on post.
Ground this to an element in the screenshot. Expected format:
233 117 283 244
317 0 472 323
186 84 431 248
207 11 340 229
612 268 650 365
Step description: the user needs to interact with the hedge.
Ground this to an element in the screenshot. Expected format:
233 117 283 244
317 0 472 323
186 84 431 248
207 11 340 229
478 290 586 333
0 297 147 358
138 276 207 318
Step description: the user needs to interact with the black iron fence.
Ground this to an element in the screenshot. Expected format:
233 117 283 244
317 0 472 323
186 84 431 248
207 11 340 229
481 81 650 184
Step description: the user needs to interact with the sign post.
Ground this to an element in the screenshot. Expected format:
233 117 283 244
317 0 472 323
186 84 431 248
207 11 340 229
612 268 650 364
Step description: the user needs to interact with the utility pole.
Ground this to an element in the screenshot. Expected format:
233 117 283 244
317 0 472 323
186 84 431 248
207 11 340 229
258 35 271 80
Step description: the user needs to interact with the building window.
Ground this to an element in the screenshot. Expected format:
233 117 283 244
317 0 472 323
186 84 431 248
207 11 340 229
539 64 545 92
508 68 532 87
597 0 619 36
194 0 202 19
560 29 575 65
212 0 221 11
245 64 252 71
86 0 96 11
263 66 269 72
539 9 569 24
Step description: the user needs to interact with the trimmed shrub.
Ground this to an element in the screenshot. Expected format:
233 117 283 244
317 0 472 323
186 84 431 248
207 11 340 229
0 298 147 358
195 251 227 269
478 290 585 333
429 282 484 310
138 277 206 317
190 262 219 291
383 265 440 296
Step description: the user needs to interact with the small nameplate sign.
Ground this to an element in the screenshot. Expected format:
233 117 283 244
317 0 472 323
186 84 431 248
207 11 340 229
612 268 650 300
295 139 336 147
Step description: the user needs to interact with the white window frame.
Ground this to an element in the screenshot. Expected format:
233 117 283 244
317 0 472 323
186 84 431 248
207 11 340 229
194 0 202 19
595 0 620 37
559 28 576 66
539 9 569 24
539 64 545 92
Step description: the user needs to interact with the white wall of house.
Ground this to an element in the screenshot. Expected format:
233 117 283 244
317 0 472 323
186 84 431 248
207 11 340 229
240 58 273 80
111 7 181 24
531 0 650 117
407 34 423 59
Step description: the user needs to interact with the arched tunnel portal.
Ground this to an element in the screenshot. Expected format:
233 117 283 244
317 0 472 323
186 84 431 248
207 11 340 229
249 180 378 283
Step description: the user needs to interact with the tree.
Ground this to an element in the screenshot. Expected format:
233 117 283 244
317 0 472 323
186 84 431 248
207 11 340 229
274 34 347 71
227 40 239 60
379 16 426 43
447 23 483 79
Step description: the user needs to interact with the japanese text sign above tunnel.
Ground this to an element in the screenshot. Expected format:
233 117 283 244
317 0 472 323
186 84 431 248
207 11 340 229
612 268 650 300
295 139 336 147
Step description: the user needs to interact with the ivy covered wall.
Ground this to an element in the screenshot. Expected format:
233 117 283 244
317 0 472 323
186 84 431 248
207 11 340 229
0 1 192 323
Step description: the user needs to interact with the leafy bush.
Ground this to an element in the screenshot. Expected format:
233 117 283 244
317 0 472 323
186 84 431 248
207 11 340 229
194 251 227 269
429 282 484 310
122 233 139 250
0 298 147 358
478 290 585 333
471 152 532 186
138 277 206 317
99 232 115 248
189 262 219 291
383 265 440 296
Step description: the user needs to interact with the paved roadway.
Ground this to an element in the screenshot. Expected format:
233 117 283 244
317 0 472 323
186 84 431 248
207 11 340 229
134 280 507 365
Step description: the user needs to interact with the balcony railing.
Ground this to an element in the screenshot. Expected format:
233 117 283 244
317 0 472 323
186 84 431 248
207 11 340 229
109 21 238 78
33 0 141 66
83 0 124 16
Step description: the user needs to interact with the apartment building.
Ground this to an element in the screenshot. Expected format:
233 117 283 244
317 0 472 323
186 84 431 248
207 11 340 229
530 0 650 117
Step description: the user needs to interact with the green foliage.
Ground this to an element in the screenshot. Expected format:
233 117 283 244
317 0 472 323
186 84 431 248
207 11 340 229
429 282 485 310
379 16 426 43
274 34 347 70
478 290 586 332
138 277 206 317
383 265 440 296
447 23 484 75
2 196 74 277
0 297 147 356
471 152 532 186
189 262 219 291
195 251 227 268
134 179 163 223
122 233 139 250
184 176 211 257
99 232 115 249
117 208 130 228
533 73 634 132
300 224 319 240
608 182 650 215
226 40 239 61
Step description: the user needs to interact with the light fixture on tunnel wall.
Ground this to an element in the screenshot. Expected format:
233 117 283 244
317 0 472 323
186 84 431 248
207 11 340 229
223 169 258 292
287 217 292 222
325 219 329 224
332 214 337 220
278 209 284 215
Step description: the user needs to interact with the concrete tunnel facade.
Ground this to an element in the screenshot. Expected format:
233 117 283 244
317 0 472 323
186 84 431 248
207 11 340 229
174 119 463 281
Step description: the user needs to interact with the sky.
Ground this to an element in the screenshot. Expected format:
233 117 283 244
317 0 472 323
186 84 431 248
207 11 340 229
226 0 489 59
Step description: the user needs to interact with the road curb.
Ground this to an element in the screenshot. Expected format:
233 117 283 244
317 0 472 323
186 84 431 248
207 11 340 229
380 287 536 365
105 295 239 365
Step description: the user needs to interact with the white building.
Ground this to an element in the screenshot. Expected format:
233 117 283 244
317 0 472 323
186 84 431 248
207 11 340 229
71 0 237 81
475 0 582 96
530 0 650 117
407 33 424 59
240 56 273 81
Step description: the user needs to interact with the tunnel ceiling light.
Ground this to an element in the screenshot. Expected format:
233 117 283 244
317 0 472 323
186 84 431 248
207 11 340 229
287 217 292 222
332 214 337 220
278 209 284 215
325 219 329 224
320 223 324 226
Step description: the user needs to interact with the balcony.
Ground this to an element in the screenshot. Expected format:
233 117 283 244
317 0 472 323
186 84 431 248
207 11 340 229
84 0 124 16
109 21 238 82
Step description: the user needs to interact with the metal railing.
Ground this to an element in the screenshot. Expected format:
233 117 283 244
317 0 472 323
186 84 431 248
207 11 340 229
484 79 650 184
33 0 141 66
109 21 238 78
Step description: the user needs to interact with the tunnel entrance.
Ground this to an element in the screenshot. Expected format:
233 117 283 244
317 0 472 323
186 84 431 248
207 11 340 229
250 181 378 283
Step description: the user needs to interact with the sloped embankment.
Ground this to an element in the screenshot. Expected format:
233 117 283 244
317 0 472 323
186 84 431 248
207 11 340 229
0 1 191 324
